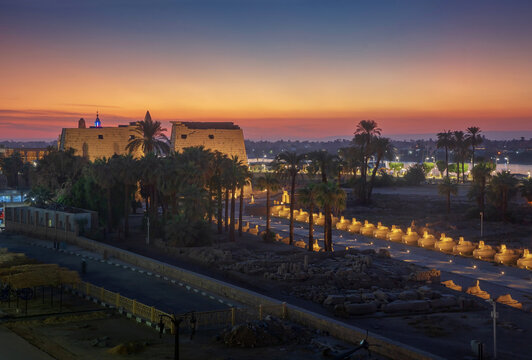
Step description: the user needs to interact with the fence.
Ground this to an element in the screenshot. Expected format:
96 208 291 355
71 281 286 333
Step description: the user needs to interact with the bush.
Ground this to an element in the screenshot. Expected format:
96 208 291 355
389 162 404 175
261 230 276 243
422 162 435 175
164 214 212 247
404 164 426 185
373 171 395 187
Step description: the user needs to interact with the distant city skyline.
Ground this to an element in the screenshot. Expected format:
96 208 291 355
1 1 531 140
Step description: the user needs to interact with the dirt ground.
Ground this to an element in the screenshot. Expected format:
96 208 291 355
344 185 532 249
3 306 379 360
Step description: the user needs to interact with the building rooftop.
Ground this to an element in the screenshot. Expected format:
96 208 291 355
172 121 240 130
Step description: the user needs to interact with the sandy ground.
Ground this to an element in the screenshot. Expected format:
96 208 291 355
4 304 379 360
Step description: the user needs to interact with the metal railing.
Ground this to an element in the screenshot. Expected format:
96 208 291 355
72 281 286 332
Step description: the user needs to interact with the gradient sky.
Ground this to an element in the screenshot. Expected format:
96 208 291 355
1 0 532 140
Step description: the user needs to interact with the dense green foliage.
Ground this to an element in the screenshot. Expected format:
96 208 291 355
404 164 426 185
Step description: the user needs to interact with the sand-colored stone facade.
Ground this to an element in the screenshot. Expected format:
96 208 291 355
59 119 248 170
59 124 142 161
170 121 248 164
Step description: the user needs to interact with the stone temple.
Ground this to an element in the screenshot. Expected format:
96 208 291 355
170 121 248 164
58 113 142 161
58 112 248 166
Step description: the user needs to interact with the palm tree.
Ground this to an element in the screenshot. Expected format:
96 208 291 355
337 147 361 183
452 131 465 183
297 183 318 251
307 150 337 249
238 165 252 237
438 177 458 214
90 158 116 231
227 156 244 242
465 127 483 176
126 111 170 156
211 151 228 234
354 120 381 203
275 151 305 245
221 157 233 232
113 155 138 238
437 130 454 178
470 162 494 212
489 171 518 221
138 153 163 221
315 181 346 251
307 150 336 183
256 172 280 234
367 137 394 202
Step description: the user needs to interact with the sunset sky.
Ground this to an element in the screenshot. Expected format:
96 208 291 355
1 0 532 140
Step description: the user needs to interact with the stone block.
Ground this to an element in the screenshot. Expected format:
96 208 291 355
345 302 377 315
323 295 346 306
429 295 457 310
383 300 430 313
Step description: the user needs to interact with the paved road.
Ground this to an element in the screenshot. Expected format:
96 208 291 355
0 233 234 314
242 214 532 306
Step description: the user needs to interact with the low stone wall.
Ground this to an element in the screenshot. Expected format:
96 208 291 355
6 226 443 360
6 219 79 243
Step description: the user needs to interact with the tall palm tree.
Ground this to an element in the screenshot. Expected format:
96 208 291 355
126 111 170 156
489 171 518 221
470 162 494 212
297 183 318 251
238 165 252 237
275 151 305 245
227 156 244 242
452 131 465 183
465 127 483 176
338 146 362 184
211 151 228 234
90 158 116 232
113 155 138 238
367 137 395 202
315 181 346 251
256 172 280 234
354 120 381 203
437 130 454 178
307 150 337 249
138 153 163 220
438 178 458 214
221 157 233 232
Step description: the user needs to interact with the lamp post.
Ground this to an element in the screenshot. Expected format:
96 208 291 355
146 216 150 245
159 312 196 360
504 157 509 171
480 212 484 238
487 299 498 359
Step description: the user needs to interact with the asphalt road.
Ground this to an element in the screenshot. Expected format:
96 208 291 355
242 213 532 306
0 233 233 314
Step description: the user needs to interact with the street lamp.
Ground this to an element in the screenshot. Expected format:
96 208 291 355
480 212 484 238
486 299 498 359
504 157 509 171
159 312 196 360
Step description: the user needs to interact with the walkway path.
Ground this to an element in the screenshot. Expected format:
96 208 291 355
242 214 532 306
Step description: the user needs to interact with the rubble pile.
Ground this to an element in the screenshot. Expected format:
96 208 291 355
220 316 312 348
